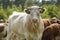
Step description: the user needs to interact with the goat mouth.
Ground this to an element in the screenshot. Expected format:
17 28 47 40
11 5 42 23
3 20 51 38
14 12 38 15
33 23 38 26
33 20 39 23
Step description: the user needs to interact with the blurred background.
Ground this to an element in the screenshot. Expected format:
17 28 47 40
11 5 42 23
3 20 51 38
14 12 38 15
0 0 60 21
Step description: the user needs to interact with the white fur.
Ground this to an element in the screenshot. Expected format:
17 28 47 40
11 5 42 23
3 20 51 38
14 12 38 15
7 11 44 40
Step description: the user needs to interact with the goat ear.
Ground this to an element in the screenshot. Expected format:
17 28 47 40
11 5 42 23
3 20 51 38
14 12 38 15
39 7 45 13
24 8 30 14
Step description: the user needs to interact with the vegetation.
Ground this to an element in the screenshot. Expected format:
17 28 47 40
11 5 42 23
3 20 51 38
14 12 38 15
0 0 60 20
41 4 60 19
0 5 22 20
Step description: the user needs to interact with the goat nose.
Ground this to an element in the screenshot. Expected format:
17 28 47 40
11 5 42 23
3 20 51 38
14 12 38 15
33 19 38 23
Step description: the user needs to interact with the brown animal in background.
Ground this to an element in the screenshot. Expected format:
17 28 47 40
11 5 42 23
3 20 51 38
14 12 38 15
0 19 8 39
42 23 60 40
0 19 5 23
43 18 60 28
43 19 51 28
0 24 5 32
0 23 7 37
